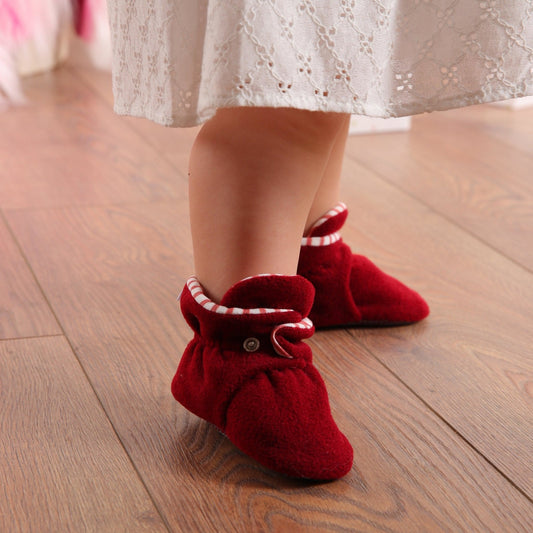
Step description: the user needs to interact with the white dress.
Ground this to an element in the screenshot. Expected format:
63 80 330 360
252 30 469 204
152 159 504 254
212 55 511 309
107 0 533 127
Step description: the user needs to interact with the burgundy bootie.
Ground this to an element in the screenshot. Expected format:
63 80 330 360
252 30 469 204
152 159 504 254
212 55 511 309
172 275 353 479
298 203 429 328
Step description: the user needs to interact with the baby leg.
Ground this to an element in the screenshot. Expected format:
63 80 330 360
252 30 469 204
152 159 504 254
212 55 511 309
188 106 349 301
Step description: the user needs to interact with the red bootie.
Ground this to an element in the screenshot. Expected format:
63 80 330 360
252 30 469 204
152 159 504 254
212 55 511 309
172 275 353 479
298 203 429 328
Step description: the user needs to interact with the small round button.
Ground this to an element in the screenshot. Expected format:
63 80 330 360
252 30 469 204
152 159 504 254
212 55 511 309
243 337 260 352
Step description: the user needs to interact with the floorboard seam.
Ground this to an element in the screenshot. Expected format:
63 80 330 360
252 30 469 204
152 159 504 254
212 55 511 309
346 152 533 276
65 64 191 181
0 208 174 533
0 333 65 343
346 328 533 504
1 197 183 215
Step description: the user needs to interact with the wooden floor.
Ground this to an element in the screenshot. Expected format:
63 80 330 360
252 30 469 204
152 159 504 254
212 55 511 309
1 55 532 532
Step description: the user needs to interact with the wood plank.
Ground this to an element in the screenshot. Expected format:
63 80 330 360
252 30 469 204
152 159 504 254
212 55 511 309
65 60 198 174
410 107 533 198
345 106 533 270
0 336 167 533
6 201 532 531
314 331 533 532
428 104 533 179
0 215 60 339
66 42 200 163
0 68 186 210
338 156 533 496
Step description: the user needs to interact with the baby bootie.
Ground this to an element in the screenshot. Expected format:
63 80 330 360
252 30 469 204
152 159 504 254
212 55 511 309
298 203 429 328
172 274 353 479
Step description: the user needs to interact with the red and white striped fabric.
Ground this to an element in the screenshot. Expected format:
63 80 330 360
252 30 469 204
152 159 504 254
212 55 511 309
186 277 294 315
301 202 346 247
270 320 313 358
185 276 314 359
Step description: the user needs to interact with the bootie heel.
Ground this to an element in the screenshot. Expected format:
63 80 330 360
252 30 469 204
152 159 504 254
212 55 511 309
172 274 353 480
298 203 430 328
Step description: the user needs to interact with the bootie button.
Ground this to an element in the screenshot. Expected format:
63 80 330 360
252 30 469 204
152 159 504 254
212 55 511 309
243 337 260 352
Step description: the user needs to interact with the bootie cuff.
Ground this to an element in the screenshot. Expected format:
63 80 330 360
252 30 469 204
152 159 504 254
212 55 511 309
301 202 347 246
180 276 315 358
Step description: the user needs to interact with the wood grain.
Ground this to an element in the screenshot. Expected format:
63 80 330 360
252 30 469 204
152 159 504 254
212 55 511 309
0 216 60 339
345 106 533 270
67 62 199 164
314 331 533 533
2 57 532 531
452 103 533 160
338 156 533 496
0 336 167 533
66 42 198 171
5 200 532 531
0 69 186 211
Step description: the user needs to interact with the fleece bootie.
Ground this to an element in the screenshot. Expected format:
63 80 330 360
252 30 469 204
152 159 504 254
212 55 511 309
172 274 353 479
298 203 429 329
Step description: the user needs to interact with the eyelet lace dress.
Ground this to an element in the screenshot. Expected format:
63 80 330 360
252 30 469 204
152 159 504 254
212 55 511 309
107 0 533 127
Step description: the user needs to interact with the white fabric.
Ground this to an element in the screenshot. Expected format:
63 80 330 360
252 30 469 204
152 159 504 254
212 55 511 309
107 0 533 127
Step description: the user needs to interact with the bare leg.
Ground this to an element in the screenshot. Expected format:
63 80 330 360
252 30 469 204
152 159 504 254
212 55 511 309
189 107 349 301
304 114 350 233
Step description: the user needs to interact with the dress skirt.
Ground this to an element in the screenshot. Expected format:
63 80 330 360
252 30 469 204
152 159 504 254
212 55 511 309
107 1 533 127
